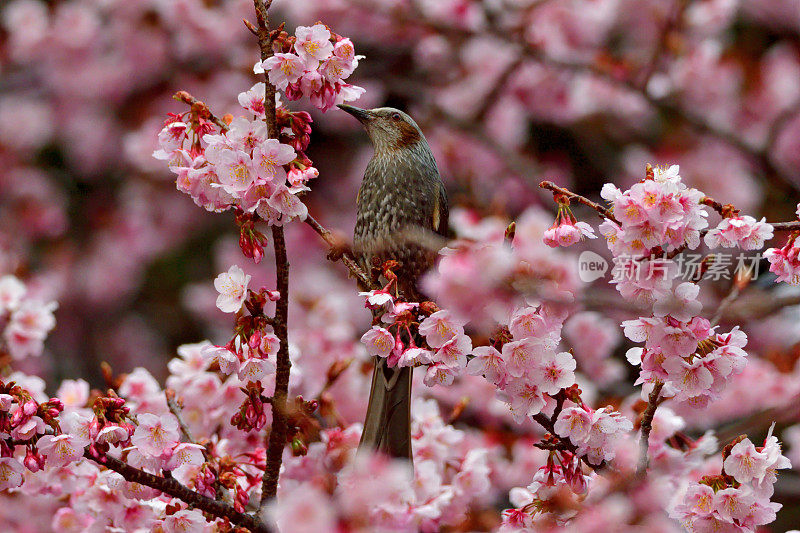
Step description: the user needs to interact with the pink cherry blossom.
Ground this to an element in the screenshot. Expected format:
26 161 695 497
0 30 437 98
252 138 295 182
418 309 466 349
162 509 211 533
37 434 88 468
294 24 335 68
0 275 25 313
268 485 337 533
423 363 457 387
504 377 546 422
554 407 593 443
653 282 702 322
398 346 433 367
724 438 768 484
530 351 576 395
131 413 180 458
260 53 306 90
201 345 240 375
213 265 250 313
361 326 394 358
359 289 394 309
502 337 545 377
466 345 507 385
214 149 257 195
765 234 800 285
0 458 24 490
704 215 774 250
432 334 471 369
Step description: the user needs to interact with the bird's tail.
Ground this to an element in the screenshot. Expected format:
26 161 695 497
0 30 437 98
358 356 413 462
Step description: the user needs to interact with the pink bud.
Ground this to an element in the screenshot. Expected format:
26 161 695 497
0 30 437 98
0 395 13 411
248 331 262 350
10 407 25 426
285 82 303 101
0 441 12 458
48 398 64 412
23 400 38 416
24 449 41 472
252 245 264 264
287 168 303 186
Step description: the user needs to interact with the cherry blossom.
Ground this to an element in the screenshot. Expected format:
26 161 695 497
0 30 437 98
0 2 798 531
704 215 774 250
213 265 251 313
724 439 769 484
764 233 800 285
530 351 576 395
260 53 306 90
360 326 394 358
130 413 180 458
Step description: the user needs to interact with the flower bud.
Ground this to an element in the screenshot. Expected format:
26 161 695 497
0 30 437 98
23 400 38 416
24 449 42 472
0 394 13 411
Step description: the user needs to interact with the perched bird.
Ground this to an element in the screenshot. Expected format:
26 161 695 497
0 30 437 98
338 104 448 461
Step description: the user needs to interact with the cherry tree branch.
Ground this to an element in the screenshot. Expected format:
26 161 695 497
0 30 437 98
637 0 690 90
771 221 800 232
84 450 271 533
173 91 230 132
304 214 377 289
532 410 609 474
165 389 199 446
636 382 664 478
539 180 619 224
249 0 291 508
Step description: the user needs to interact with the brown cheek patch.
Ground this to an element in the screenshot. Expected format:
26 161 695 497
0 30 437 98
395 121 421 148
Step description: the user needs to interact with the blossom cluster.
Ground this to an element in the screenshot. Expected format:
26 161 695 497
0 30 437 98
600 165 709 259
359 275 632 473
704 215 774 250
421 208 581 332
623 283 747 407
670 429 791 531
0 275 57 361
155 103 309 222
256 23 365 112
765 232 800 285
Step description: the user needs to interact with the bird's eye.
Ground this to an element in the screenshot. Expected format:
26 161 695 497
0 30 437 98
391 112 401 121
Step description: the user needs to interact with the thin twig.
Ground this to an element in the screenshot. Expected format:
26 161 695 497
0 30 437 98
173 91 230 132
84 450 271 533
771 221 800 232
304 214 376 289
637 0 690 90
166 391 226 501
531 411 609 474
539 180 619 224
165 389 199 446
636 382 664 477
711 283 741 327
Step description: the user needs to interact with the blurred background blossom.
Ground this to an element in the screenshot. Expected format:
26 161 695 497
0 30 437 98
2 0 800 529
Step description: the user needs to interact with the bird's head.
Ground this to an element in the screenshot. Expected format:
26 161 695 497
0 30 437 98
337 105 425 153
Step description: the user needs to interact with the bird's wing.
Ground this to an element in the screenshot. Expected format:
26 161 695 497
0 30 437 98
434 180 451 240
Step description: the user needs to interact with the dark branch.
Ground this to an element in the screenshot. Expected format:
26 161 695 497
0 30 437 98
251 0 291 510
636 382 664 478
84 450 271 533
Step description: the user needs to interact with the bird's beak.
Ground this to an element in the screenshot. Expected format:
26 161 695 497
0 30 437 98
337 104 372 122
